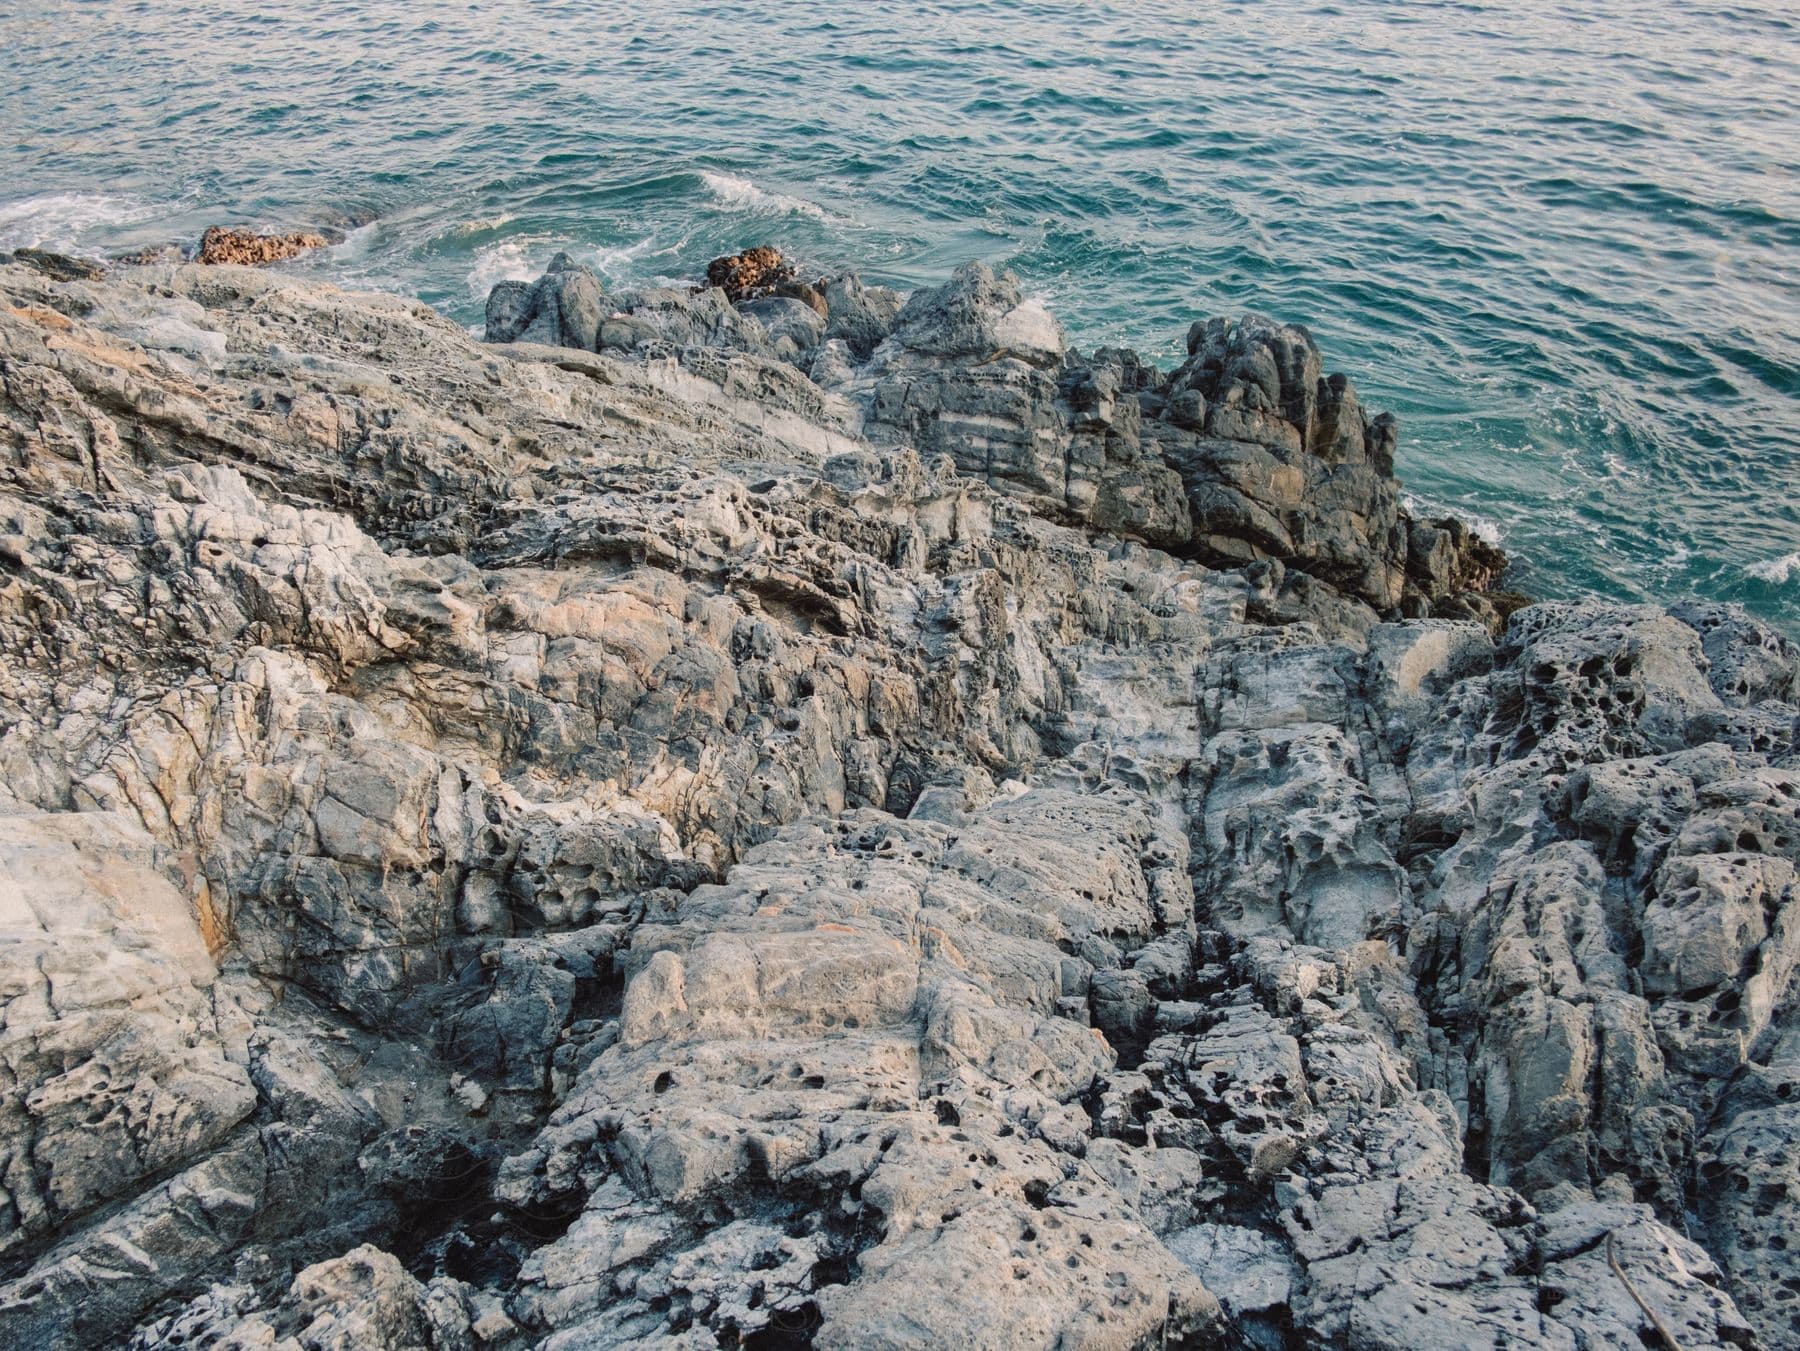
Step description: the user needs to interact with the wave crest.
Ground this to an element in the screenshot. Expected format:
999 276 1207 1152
1746 551 1800 586
1402 493 1505 547
699 172 837 223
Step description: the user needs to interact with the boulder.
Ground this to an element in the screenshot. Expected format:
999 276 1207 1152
888 259 1064 366
482 250 603 350
1148 317 1415 608
857 262 1191 546
822 271 903 358
737 293 826 354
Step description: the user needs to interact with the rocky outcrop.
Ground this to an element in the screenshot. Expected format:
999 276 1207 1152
1151 316 1406 607
488 252 1503 614
848 262 1194 551
0 251 1795 1350
196 226 329 266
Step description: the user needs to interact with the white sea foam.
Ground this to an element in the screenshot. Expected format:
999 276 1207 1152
464 232 686 302
699 171 837 222
609 228 694 288
0 192 160 252
1401 493 1504 547
465 237 550 301
1745 551 1800 586
585 236 659 282
1468 516 1504 548
451 212 516 235
1601 450 1640 481
327 220 379 260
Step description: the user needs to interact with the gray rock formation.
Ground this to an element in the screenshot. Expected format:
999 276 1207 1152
0 249 1794 1350
485 252 605 351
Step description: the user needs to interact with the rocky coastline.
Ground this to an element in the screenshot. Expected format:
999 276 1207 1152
0 241 1793 1349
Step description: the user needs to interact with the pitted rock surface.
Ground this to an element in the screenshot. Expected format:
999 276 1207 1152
195 227 330 266
0 253 1794 1349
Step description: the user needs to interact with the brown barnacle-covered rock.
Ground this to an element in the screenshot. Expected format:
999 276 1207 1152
704 243 797 300
196 225 329 266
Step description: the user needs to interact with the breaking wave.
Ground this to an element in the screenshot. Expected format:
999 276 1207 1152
699 172 838 223
0 192 161 252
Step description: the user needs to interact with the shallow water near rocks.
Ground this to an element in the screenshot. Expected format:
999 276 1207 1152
2 0 1795 633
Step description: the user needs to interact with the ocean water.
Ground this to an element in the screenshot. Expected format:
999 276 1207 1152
3 0 1796 633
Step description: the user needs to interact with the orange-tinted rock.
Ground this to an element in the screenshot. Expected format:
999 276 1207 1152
196 226 328 266
773 278 828 316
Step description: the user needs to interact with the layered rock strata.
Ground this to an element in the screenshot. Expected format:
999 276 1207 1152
0 249 1792 1350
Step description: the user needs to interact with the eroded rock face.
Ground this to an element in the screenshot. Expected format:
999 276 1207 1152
0 813 252 1268
853 261 1196 551
491 790 1223 1348
500 252 1499 610
0 254 1795 1350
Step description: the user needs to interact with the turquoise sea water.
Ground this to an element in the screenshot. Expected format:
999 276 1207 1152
3 1 1796 632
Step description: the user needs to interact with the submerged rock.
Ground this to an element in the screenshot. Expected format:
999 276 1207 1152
0 250 1794 1350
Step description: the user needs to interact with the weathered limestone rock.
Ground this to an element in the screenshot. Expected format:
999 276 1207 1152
853 261 1194 549
486 790 1223 1348
737 293 826 354
821 271 902 359
595 283 775 357
1 253 1793 1349
1150 316 1409 608
486 253 1520 625
0 814 254 1267
131 1244 436 1351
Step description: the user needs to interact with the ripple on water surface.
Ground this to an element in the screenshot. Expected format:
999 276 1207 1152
0 0 1795 634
